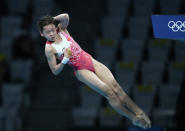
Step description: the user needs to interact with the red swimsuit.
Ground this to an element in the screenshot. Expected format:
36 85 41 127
46 31 95 73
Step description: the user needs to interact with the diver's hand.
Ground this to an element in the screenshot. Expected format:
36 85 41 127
64 47 72 58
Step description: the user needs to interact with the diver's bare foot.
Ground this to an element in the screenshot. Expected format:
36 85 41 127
132 112 151 129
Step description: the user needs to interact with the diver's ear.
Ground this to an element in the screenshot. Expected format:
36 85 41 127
40 31 44 37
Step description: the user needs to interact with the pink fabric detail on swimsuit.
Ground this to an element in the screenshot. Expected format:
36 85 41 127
60 32 82 65
74 51 95 72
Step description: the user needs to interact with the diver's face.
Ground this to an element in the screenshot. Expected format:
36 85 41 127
40 24 57 41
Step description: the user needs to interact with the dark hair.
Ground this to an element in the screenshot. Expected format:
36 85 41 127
37 15 59 32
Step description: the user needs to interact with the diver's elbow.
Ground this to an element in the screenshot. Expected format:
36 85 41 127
52 69 59 76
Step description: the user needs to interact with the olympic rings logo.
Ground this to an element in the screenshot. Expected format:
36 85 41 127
168 21 185 32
